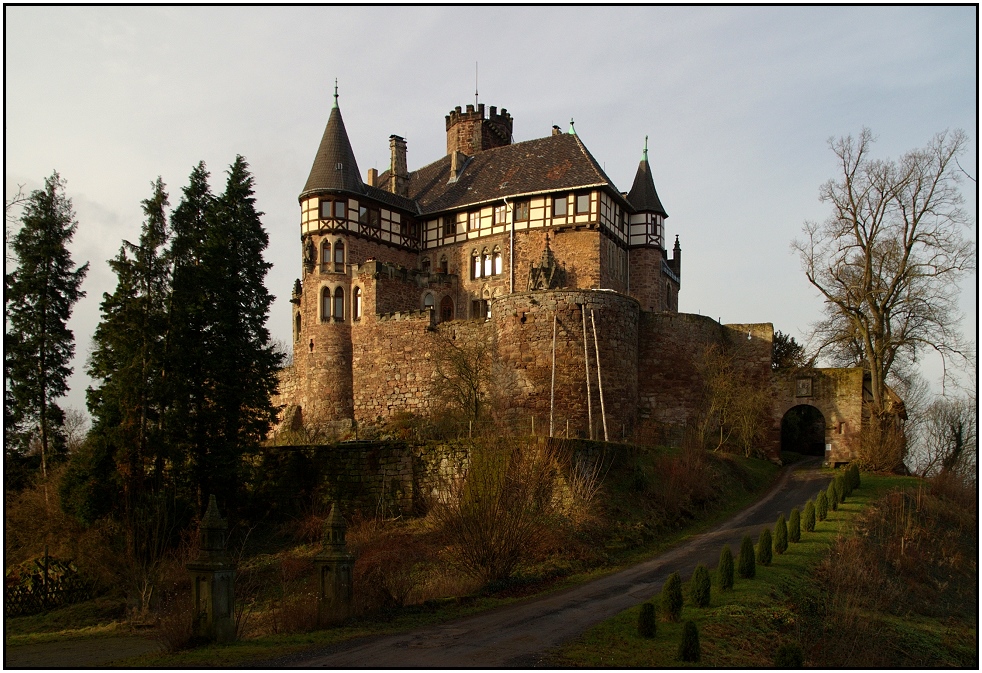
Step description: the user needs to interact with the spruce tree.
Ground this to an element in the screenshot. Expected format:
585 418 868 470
757 527 773 566
788 507 801 543
835 474 848 502
677 621 700 662
816 490 829 521
689 564 711 608
5 172 89 481
738 534 756 579
827 482 838 511
803 500 816 532
637 602 656 638
718 544 734 590
662 571 684 622
774 514 788 554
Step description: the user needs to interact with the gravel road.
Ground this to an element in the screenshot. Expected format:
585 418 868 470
288 457 831 668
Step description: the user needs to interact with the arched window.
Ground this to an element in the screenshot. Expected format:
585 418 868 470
352 286 362 320
482 247 492 277
439 255 448 274
333 286 345 320
334 240 345 272
421 257 431 273
321 287 331 322
320 240 330 273
440 296 454 323
493 246 503 275
423 293 435 311
471 249 481 279
295 312 302 340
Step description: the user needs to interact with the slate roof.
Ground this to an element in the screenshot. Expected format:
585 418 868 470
301 103 365 198
626 157 668 217
377 133 634 216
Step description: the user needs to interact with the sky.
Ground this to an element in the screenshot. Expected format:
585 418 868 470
5 6 977 418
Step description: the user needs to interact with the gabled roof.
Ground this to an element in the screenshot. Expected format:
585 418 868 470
627 151 668 217
301 102 365 199
377 132 633 216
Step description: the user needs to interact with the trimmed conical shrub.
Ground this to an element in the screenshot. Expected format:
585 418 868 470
757 527 773 566
827 482 838 511
817 490 829 521
839 471 852 498
788 507 801 543
662 571 684 622
774 642 804 667
718 544 734 590
738 534 756 579
677 620 701 662
803 500 816 532
850 463 861 490
689 564 711 608
774 514 788 554
638 602 656 638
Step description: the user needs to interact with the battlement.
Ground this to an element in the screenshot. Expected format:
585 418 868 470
445 103 513 156
376 308 435 326
445 103 513 130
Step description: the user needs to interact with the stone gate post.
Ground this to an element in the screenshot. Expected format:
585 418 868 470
313 503 355 627
187 495 235 642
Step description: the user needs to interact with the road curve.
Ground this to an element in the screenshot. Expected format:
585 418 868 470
288 458 830 668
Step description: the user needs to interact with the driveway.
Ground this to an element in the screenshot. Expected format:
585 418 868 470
287 457 831 668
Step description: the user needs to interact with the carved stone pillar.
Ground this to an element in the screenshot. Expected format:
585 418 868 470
187 495 235 642
313 503 355 627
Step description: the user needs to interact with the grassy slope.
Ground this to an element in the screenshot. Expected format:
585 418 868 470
552 472 976 668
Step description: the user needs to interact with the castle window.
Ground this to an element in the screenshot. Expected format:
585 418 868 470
320 198 346 220
320 240 331 273
352 287 362 320
439 255 449 274
552 195 568 217
333 286 345 321
482 247 492 277
421 257 431 273
423 293 435 311
442 215 455 237
439 296 454 323
575 192 590 215
515 200 530 221
321 287 331 322
295 312 301 340
468 211 480 231
359 206 380 230
334 240 345 272
471 249 481 279
493 205 506 227
493 247 503 275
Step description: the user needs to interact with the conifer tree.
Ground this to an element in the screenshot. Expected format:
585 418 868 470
718 544 735 590
788 507 801 543
803 500 816 532
817 490 829 521
677 621 700 662
827 482 838 511
757 527 773 566
774 514 788 554
5 172 89 480
662 571 684 622
738 534 756 579
637 602 656 638
689 564 711 608
835 474 848 501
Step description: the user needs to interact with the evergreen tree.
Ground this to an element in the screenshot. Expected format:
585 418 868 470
662 571 684 622
817 490 829 521
788 507 801 543
689 564 711 608
738 534 756 579
757 527 773 566
774 514 789 554
637 602 656 638
803 500 816 532
5 172 89 481
718 544 735 590
827 482 838 511
835 474 848 501
677 621 700 663
849 463 861 490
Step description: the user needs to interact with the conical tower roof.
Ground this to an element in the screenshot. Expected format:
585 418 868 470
301 90 364 199
627 139 667 217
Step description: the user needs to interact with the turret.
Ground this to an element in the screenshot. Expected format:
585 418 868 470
445 103 513 156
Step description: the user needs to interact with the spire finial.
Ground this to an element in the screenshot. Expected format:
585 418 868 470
333 79 339 109
643 135 649 162
568 118 576 135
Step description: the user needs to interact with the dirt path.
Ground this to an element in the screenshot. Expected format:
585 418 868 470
3 634 163 668
287 458 831 668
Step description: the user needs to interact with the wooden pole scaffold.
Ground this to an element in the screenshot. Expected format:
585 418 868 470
581 304 593 440
591 309 609 442
550 313 557 437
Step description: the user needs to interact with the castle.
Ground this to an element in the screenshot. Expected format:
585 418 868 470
273 91 873 465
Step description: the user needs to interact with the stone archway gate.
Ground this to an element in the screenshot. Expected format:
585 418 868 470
769 368 865 466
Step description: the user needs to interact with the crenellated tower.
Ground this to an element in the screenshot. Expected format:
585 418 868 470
445 103 513 156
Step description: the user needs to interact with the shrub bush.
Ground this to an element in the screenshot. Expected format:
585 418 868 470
839 471 852 498
849 463 861 490
774 514 788 555
836 474 848 502
774 642 804 667
827 483 839 512
677 620 701 662
788 507 801 543
637 602 656 638
718 544 734 590
817 491 829 521
738 535 756 579
661 571 684 621
757 527 773 566
689 564 711 608
803 500 816 532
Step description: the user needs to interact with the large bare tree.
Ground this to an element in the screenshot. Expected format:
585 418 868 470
794 128 975 424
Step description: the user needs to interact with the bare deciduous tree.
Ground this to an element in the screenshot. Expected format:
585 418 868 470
793 129 974 429
912 393 977 480
695 344 770 457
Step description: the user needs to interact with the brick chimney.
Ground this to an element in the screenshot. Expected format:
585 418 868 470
389 135 408 197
